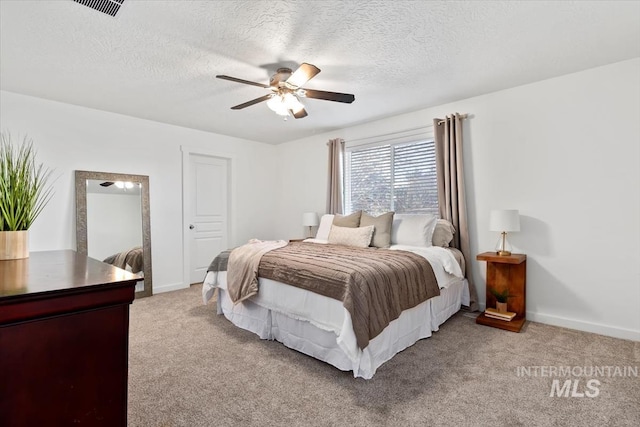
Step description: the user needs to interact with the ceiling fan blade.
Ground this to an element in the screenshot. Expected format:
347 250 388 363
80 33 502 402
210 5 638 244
291 108 308 119
231 94 273 110
301 89 355 104
286 63 321 88
216 75 270 88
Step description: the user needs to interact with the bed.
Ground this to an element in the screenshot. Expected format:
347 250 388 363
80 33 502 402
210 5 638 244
103 246 145 292
202 213 469 379
103 246 144 275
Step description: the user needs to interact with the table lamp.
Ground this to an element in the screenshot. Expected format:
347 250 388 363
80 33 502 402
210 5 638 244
302 212 319 238
490 209 520 256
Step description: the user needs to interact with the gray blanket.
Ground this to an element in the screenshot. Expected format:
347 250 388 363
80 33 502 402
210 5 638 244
207 249 231 275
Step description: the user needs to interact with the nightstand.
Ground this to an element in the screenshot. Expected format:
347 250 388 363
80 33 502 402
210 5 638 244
476 252 527 332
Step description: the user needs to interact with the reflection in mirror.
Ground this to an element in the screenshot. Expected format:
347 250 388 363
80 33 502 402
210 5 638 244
87 180 143 278
75 171 152 298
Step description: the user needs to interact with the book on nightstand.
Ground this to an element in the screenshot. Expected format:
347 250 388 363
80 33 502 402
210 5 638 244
484 308 517 321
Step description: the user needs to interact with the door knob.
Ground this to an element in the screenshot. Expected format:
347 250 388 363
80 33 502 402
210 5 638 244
189 224 195 230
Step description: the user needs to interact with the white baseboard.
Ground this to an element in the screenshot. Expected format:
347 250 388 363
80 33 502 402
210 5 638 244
476 302 638 341
526 311 640 342
152 282 188 294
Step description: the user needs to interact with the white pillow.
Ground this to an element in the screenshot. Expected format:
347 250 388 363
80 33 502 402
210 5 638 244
315 214 335 240
391 214 438 247
328 225 374 248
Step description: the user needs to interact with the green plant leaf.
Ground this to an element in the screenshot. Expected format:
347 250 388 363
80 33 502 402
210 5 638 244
0 132 55 231
489 287 509 303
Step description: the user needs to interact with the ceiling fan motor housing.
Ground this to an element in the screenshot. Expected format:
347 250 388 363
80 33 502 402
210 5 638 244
270 68 293 88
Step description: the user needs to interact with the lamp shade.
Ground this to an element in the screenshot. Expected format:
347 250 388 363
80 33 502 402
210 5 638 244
302 212 319 227
489 210 520 232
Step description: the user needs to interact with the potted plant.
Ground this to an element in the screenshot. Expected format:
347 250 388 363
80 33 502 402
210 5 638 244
0 132 54 260
490 287 509 313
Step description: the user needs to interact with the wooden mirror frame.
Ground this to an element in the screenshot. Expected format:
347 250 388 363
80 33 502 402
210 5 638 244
75 170 153 298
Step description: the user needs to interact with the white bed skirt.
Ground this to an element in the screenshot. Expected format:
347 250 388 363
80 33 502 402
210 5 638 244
204 271 468 379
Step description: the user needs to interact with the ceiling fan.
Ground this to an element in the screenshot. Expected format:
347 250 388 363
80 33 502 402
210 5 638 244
216 63 355 119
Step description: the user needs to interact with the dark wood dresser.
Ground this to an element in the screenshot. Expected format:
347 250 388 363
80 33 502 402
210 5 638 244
0 250 138 427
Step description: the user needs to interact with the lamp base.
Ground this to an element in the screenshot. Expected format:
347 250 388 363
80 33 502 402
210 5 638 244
494 232 513 257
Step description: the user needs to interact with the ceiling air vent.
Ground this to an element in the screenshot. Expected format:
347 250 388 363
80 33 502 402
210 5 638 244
73 0 125 17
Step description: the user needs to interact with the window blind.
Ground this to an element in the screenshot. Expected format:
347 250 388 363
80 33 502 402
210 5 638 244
345 139 439 216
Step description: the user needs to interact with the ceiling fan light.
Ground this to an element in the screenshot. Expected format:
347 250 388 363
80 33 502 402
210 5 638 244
266 96 290 116
266 96 279 111
283 93 305 113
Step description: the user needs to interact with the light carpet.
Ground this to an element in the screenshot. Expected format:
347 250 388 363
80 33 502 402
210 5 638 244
127 284 640 426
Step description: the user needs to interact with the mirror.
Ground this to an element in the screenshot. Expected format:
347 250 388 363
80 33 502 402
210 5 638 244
75 170 152 298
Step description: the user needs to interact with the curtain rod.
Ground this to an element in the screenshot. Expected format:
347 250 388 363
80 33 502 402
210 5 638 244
437 113 468 125
329 115 470 145
342 125 433 145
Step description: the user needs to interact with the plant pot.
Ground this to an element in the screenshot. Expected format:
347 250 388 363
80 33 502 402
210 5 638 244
0 256 28 294
0 230 29 260
496 301 508 313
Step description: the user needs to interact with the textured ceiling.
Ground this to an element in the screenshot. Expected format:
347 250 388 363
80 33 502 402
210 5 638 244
1 1 639 144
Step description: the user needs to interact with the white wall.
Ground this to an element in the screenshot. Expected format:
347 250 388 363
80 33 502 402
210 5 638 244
275 58 640 341
0 90 279 293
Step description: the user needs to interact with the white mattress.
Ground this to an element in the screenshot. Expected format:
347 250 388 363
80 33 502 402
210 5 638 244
204 270 468 379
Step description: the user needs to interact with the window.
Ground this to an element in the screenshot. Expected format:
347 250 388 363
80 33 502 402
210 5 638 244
344 139 438 216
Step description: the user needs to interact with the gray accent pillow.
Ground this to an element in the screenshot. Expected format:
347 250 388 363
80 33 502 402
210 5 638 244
432 219 455 247
332 211 362 228
360 211 394 248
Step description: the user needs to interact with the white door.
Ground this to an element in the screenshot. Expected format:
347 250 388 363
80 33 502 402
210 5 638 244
187 154 229 284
